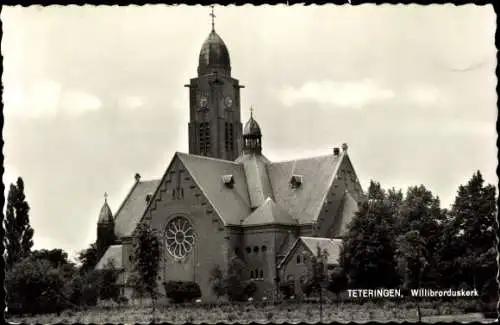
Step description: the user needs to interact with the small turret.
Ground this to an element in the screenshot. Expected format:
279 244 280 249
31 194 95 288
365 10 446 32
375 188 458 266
98 192 113 223
96 192 116 257
242 107 262 155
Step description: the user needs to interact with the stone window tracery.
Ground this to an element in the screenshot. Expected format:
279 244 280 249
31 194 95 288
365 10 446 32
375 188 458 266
165 216 195 259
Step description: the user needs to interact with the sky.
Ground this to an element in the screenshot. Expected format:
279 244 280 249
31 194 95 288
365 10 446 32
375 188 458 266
2 4 497 259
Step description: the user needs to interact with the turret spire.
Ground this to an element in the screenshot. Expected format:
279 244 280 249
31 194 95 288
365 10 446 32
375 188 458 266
242 106 263 155
210 5 216 31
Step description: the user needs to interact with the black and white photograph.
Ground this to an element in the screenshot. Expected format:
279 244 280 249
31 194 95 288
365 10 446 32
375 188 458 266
2 3 498 323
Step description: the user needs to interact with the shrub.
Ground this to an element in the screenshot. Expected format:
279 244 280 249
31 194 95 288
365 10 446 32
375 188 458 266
279 281 295 299
66 272 99 307
97 267 121 302
301 279 314 297
243 281 257 299
209 260 258 302
327 266 348 299
6 258 69 315
115 296 129 305
164 281 202 303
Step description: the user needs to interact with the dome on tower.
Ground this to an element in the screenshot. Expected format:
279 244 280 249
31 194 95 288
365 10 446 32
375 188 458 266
243 114 261 137
98 194 113 223
198 30 231 76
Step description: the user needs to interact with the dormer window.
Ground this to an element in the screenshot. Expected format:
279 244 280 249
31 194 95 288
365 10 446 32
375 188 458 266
145 193 153 204
290 175 303 189
222 174 235 188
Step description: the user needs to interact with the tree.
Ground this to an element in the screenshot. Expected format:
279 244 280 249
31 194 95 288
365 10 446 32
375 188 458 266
77 244 100 274
132 222 161 317
209 258 257 302
395 230 428 322
395 185 445 287
326 265 348 301
340 181 400 288
5 177 34 269
6 257 68 315
443 171 497 295
32 249 70 268
299 245 330 321
209 265 226 299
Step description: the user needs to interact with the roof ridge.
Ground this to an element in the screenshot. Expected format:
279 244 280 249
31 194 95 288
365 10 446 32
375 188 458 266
313 153 347 221
177 153 228 225
139 178 160 184
177 151 242 165
271 153 337 165
113 179 142 222
133 155 180 235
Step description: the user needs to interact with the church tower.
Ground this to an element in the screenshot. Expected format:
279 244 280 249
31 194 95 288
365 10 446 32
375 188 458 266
96 193 115 257
185 7 243 161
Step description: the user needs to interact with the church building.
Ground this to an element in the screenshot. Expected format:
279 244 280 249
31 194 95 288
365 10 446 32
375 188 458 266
95 14 365 300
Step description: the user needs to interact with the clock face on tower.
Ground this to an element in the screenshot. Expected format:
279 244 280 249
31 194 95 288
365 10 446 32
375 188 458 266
224 96 233 108
199 96 208 108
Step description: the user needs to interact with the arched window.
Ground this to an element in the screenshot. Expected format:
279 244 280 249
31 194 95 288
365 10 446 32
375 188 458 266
300 276 306 284
261 245 267 252
303 255 308 264
253 246 259 253
287 275 295 282
296 255 301 264
246 247 251 254
259 269 264 279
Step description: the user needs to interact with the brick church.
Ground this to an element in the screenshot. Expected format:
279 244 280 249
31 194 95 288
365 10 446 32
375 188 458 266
94 16 365 300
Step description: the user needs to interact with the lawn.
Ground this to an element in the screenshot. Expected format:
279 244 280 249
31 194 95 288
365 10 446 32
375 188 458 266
6 299 493 323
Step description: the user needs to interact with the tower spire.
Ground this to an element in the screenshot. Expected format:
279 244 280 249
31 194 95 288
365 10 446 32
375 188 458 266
210 5 216 31
104 192 108 203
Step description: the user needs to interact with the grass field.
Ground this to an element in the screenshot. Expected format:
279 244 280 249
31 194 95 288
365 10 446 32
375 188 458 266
7 299 494 323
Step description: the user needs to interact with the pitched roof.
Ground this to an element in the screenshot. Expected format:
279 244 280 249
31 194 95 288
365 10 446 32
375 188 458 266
300 237 343 265
267 154 344 224
113 179 161 237
177 152 252 225
238 154 274 208
112 150 352 235
95 244 123 270
242 197 297 226
278 236 343 268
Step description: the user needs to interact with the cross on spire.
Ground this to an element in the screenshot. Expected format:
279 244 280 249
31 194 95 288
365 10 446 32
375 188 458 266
210 5 216 31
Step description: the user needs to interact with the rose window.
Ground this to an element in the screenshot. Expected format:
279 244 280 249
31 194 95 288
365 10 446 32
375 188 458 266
165 217 195 259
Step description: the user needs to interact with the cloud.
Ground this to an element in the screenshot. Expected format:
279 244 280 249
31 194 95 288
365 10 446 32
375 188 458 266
121 96 144 110
3 79 102 118
406 84 441 106
277 79 395 109
60 91 102 115
4 79 61 118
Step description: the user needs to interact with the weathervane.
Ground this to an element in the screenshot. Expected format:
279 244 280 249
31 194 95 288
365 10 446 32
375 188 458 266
210 5 216 30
